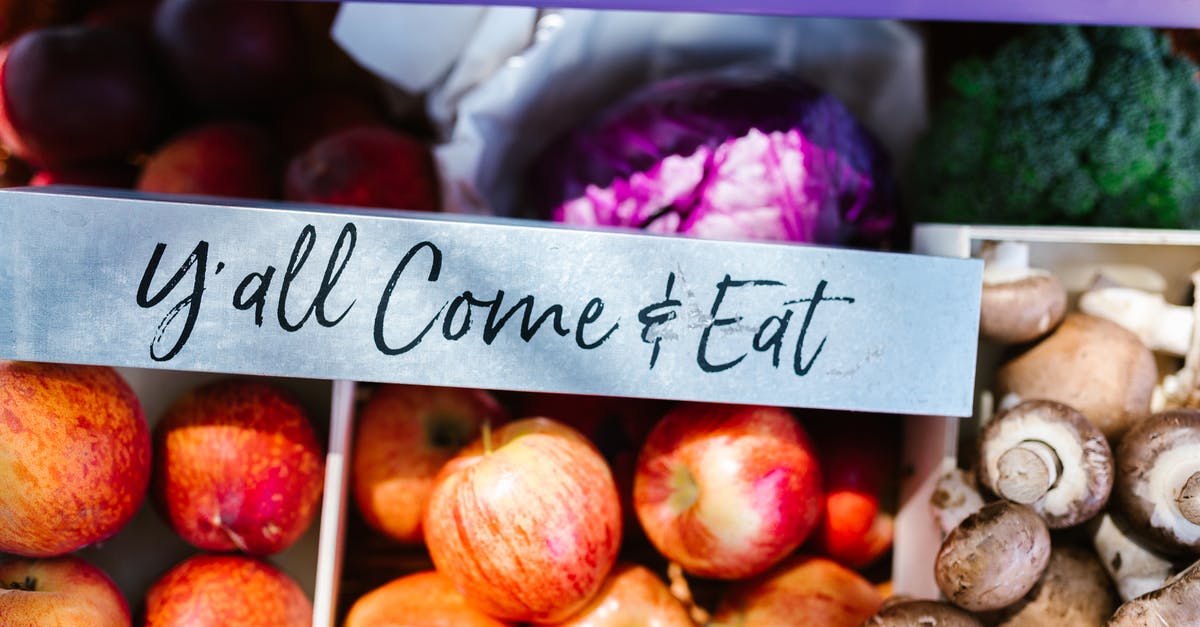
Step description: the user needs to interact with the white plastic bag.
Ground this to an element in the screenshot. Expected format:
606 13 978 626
333 4 927 217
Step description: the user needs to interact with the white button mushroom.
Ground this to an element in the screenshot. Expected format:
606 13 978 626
1089 511 1178 602
1108 556 1200 626
994 313 1158 441
930 467 987 537
934 500 1052 612
1115 408 1200 556
978 241 1067 345
977 400 1112 529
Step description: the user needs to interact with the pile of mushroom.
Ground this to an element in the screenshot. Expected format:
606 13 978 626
864 240 1200 625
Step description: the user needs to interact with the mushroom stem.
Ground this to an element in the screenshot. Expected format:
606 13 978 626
995 439 1061 504
1079 287 1193 356
1178 471 1200 525
981 240 1029 271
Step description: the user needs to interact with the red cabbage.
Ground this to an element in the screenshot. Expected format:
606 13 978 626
527 70 902 248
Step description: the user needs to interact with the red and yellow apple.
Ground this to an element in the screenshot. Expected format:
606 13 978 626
512 392 669 532
352 384 507 544
424 418 622 623
633 403 823 579
0 361 151 557
550 562 692 627
344 570 508 627
711 555 883 627
144 554 311 626
0 555 130 626
153 378 324 555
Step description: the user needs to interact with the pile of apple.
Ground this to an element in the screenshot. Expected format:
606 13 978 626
0 361 326 626
0 0 438 211
342 385 901 625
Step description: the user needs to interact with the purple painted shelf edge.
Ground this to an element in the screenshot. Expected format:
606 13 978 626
320 0 1200 27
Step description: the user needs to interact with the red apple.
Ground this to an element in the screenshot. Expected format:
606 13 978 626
550 563 693 627
344 570 508 627
352 384 507 544
284 124 439 212
424 418 622 623
0 22 164 167
136 121 280 199
0 361 151 557
144 554 311 626
633 403 823 580
153 378 324 555
805 412 898 568
0 555 130 626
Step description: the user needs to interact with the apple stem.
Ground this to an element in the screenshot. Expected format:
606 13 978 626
4 576 36 591
667 561 710 626
482 419 494 455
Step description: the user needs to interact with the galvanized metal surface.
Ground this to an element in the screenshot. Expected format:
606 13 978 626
0 188 982 416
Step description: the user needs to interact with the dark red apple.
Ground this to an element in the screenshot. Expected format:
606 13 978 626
0 555 130 626
0 22 164 167
633 403 824 580
352 384 507 544
284 125 439 212
136 121 280 199
274 88 385 155
424 418 622 623
805 412 899 568
153 378 325 556
144 554 311 626
344 570 507 627
0 361 151 557
152 0 305 115
29 161 137 188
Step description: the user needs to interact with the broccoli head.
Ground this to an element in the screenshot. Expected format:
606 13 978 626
909 25 1200 228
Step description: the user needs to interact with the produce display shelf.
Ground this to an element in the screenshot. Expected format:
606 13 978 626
312 0 1200 27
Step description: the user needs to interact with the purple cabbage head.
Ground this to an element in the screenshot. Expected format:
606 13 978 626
526 70 902 248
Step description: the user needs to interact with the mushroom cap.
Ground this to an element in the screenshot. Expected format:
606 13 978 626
864 599 983 626
995 313 1157 441
980 270 1067 345
977 400 1112 528
934 500 1052 612
1115 408 1200 555
985 545 1116 626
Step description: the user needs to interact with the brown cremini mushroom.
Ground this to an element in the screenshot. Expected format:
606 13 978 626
994 313 1157 441
984 545 1116 626
1089 511 1178 602
1107 556 1200 626
978 241 1067 345
1115 408 1200 556
863 599 983 626
934 500 1052 612
977 400 1112 528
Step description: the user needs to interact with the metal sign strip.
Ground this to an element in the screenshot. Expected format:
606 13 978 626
0 188 982 416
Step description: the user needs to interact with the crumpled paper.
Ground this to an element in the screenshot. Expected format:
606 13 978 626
333 4 927 217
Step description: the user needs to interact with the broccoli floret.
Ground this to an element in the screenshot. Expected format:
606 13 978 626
909 25 1200 228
